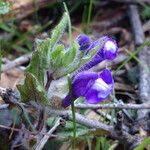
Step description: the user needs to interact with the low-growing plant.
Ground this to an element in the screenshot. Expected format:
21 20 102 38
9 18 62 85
16 10 118 149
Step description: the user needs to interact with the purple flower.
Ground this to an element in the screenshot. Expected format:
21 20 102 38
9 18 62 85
77 34 91 51
101 36 118 60
79 36 118 71
62 69 114 107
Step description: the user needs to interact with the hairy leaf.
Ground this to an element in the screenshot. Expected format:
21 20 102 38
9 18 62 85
63 42 77 67
50 12 68 50
57 121 89 139
26 13 68 85
26 39 51 86
53 40 102 79
17 73 50 105
50 44 64 67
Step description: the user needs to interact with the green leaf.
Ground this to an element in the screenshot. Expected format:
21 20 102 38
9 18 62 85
0 22 11 32
50 12 68 50
47 117 58 127
63 42 77 67
50 44 64 67
135 136 150 150
90 128 110 137
26 13 68 85
142 6 150 20
0 2 9 15
96 137 110 150
57 121 89 139
53 39 102 79
26 38 51 85
17 73 50 105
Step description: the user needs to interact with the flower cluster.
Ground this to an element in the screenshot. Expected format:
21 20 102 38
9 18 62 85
77 34 118 71
62 34 118 107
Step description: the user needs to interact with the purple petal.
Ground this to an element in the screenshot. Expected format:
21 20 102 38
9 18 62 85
72 72 99 98
77 34 91 51
62 95 70 107
85 69 113 104
62 72 99 107
102 36 118 60
99 69 114 85
78 36 118 72
62 69 114 107
85 89 100 104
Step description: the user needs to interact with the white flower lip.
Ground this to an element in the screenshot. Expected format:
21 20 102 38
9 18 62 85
105 40 117 53
92 78 112 98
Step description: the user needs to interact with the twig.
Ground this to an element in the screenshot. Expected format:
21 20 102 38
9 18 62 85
94 110 117 123
47 109 113 132
2 53 32 72
0 124 21 132
0 124 58 138
35 118 61 150
47 109 140 148
74 102 150 110
128 5 150 119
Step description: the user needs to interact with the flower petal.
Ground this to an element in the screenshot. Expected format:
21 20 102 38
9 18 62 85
62 95 70 107
78 36 118 72
99 69 114 85
102 36 118 60
85 69 113 104
72 72 99 98
77 34 91 51
61 72 99 107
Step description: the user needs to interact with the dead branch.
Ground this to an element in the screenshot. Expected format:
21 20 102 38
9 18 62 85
35 118 61 150
74 102 150 110
47 109 113 132
0 87 144 148
128 5 150 119
47 108 141 148
2 53 32 72
0 124 58 138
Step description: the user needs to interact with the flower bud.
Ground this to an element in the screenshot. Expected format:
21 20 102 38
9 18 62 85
77 34 91 51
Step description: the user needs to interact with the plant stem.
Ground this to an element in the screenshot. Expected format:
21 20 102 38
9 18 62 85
67 74 76 149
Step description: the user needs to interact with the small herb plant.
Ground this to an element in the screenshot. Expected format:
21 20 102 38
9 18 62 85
16 11 118 149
